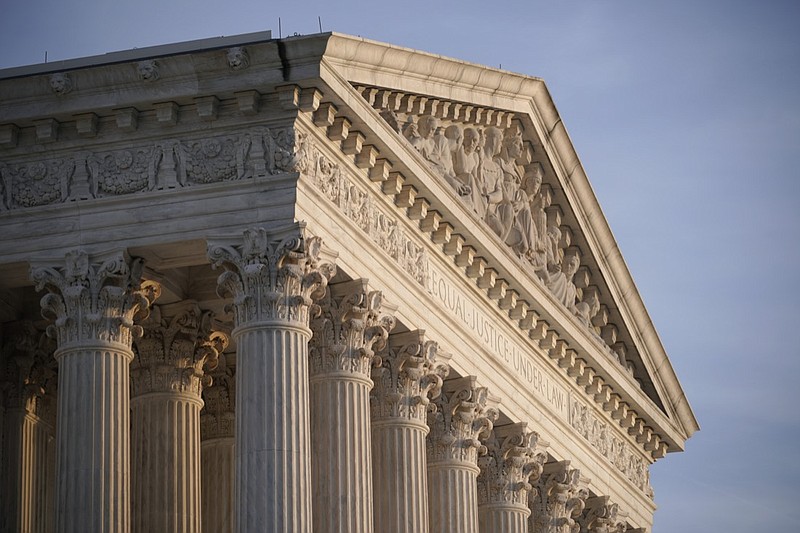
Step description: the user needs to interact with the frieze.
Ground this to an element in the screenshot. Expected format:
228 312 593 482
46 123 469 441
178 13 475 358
300 131 429 286
0 125 304 210
570 397 652 497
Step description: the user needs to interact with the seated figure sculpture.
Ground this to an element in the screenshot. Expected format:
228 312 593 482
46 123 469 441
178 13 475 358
480 127 505 237
405 115 468 196
453 127 484 217
546 251 581 312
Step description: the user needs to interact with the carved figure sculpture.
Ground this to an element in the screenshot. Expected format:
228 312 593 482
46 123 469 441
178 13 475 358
49 73 72 95
496 127 526 240
546 252 580 312
136 60 159 82
226 47 250 70
454 127 484 216
479 127 505 236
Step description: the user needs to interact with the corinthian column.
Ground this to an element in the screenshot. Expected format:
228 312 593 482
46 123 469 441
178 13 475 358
426 376 498 533
371 331 449 533
200 353 236 533
31 250 158 533
477 423 548 533
529 461 589 533
309 280 396 533
0 322 57 533
207 226 335 533
130 301 227 533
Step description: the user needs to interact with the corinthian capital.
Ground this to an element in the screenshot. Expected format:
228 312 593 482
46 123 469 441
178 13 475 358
577 496 628 533
530 461 590 533
371 330 450 423
309 279 396 378
131 301 228 397
30 250 159 350
207 225 336 327
0 321 57 419
478 422 548 507
427 376 499 464
201 352 235 439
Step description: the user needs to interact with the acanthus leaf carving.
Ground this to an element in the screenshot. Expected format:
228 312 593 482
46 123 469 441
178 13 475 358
0 321 58 421
577 496 629 533
426 375 499 465
131 301 229 397
207 226 336 327
371 330 449 424
30 250 160 350
477 422 548 508
309 280 397 378
530 461 590 533
200 352 235 440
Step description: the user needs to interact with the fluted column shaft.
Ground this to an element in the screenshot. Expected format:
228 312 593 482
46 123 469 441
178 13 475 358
201 438 234 533
311 373 373 533
235 323 312 532
1 408 55 533
130 393 203 533
372 419 429 533
428 462 480 533
55 343 133 533
479 506 530 532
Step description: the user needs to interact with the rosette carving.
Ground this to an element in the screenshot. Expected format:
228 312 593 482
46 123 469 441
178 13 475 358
477 422 548 507
309 279 396 378
577 496 628 533
30 250 160 349
426 375 498 464
207 226 336 327
200 352 235 439
370 330 450 423
530 461 590 533
131 301 228 397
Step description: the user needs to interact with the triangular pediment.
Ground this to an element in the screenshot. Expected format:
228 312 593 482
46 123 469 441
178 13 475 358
305 33 698 451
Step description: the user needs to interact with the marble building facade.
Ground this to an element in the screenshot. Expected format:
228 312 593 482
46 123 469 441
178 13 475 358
0 31 698 533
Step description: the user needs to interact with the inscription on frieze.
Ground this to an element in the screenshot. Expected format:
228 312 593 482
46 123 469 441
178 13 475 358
426 264 569 420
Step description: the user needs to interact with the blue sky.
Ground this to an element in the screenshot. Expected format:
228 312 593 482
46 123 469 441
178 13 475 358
2 1 798 531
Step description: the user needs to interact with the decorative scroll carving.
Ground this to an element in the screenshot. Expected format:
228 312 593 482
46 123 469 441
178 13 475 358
426 375 498 464
477 422 548 507
131 302 228 397
30 250 160 349
569 398 652 497
226 47 250 71
207 226 336 327
530 461 589 533
371 330 449 423
300 131 430 285
88 148 159 195
200 352 235 439
0 321 58 421
309 280 396 377
0 158 74 208
136 60 159 82
49 73 72 95
577 496 628 533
